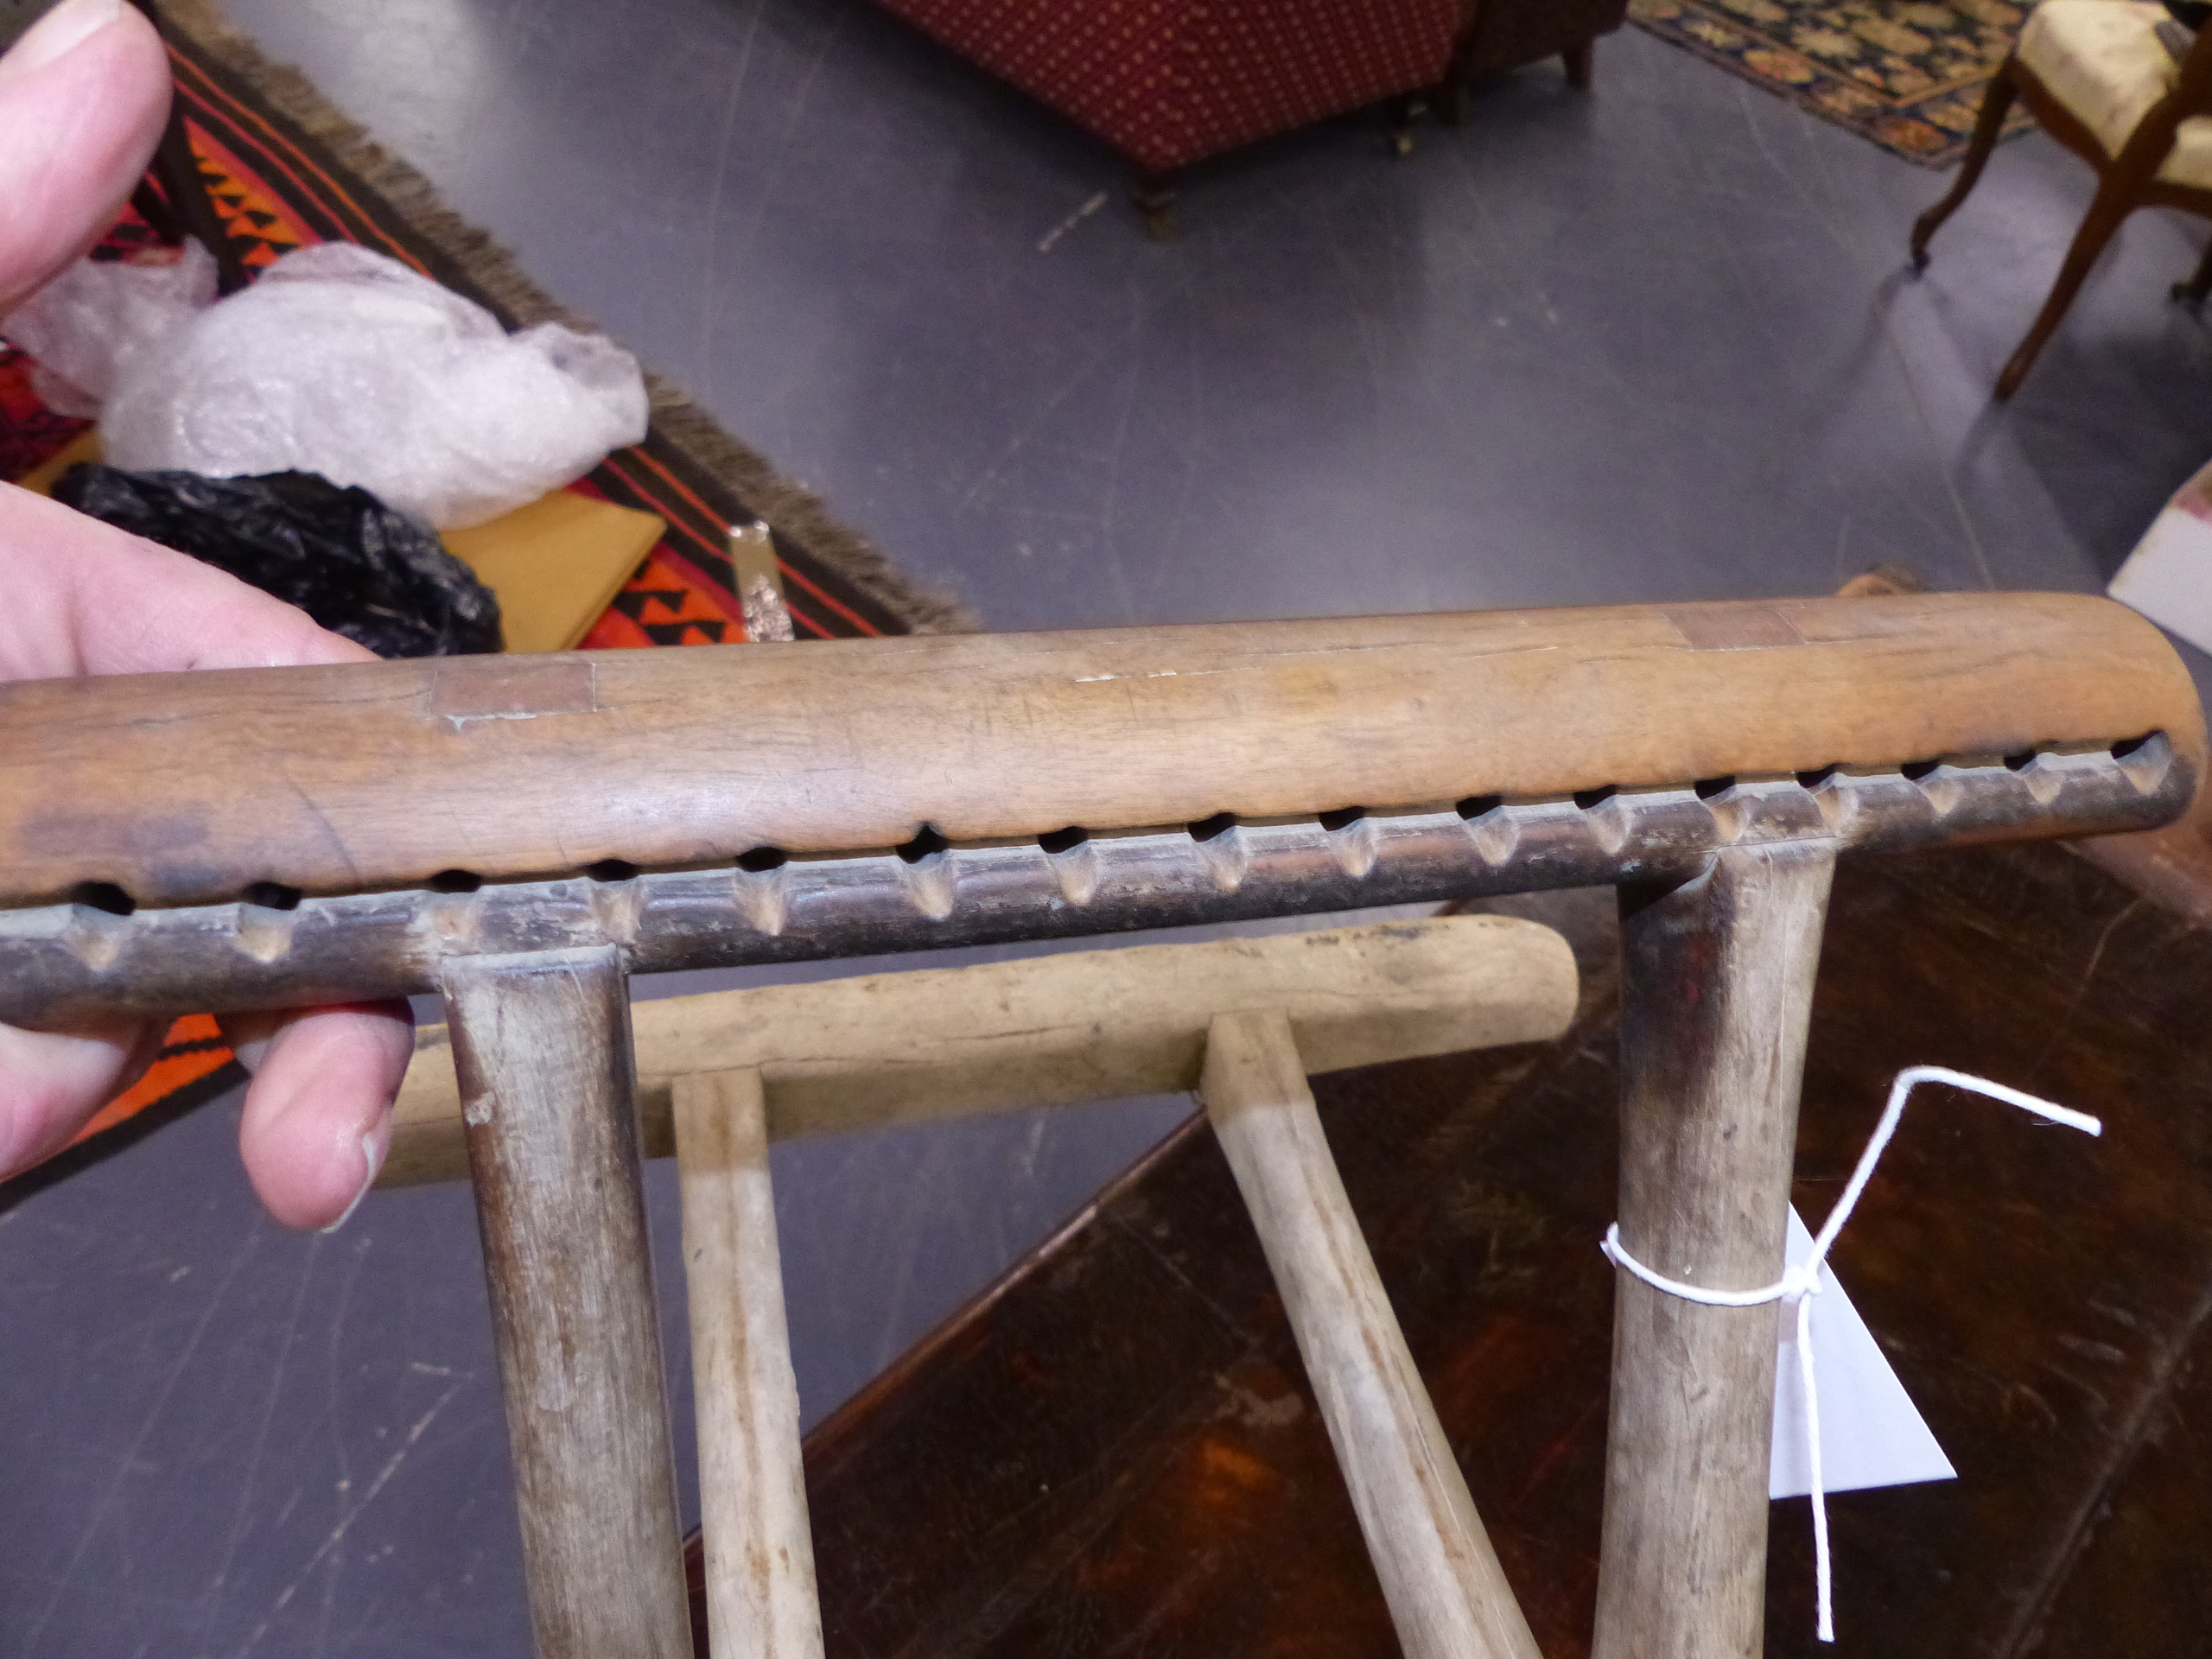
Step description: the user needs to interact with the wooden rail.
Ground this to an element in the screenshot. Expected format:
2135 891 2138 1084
0 593 2194 909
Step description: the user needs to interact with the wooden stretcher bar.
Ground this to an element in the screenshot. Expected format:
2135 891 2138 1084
376 913 1580 1185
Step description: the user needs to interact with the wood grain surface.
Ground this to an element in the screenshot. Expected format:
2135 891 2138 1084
747 840 2212 1658
1593 844 1835 1659
675 1069 824 1659
444 946 693 1659
381 915 1579 1186
1204 1008 1544 1659
0 594 2195 906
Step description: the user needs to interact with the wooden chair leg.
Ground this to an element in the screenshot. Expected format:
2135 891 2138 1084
1563 39 1595 91
1910 60 2019 270
2172 236 2212 306
444 946 695 1659
1997 178 2139 398
1204 1008 1542 1659
1590 842 1835 1659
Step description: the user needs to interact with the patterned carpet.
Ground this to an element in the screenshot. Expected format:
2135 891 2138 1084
1629 0 2037 164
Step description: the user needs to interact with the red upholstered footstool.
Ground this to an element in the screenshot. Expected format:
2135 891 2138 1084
875 0 1468 232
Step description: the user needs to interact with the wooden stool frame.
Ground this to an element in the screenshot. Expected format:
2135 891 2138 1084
0 592 2200 1657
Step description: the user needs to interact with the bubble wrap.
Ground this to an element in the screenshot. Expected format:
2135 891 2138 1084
0 240 219 417
99 245 649 530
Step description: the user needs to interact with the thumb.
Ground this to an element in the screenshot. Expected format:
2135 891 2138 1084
0 0 173 315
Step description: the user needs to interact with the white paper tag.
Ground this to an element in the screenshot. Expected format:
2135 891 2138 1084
1769 1206 1955 1500
2110 458 2212 658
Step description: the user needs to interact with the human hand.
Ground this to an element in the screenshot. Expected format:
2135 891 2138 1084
0 0 412 1228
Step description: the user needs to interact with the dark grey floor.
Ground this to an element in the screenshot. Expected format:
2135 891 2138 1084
9 1 2212 1653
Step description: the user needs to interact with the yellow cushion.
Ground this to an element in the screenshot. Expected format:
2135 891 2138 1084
2020 0 2212 187
2166 109 2212 186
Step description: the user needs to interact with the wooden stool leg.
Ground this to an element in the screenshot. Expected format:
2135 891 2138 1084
1590 842 1835 1659
1204 1009 1541 1659
444 946 693 1659
675 1070 824 1659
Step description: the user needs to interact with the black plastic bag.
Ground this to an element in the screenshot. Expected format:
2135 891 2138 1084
54 464 502 658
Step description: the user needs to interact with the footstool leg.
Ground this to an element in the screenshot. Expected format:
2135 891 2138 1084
445 945 694 1659
1591 842 1835 1659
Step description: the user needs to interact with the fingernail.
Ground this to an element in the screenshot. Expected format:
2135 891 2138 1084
318 1128 383 1235
0 0 125 85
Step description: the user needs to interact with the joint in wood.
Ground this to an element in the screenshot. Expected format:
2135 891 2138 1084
63 899 130 970
416 888 486 956
232 900 298 965
1040 828 1100 906
589 872 647 945
733 858 790 937
1188 815 1249 893
1322 810 1378 880
1577 787 1633 855
2113 729 2173 793
896 827 958 920
1910 761 1967 817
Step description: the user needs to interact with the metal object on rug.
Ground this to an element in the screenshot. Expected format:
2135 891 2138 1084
728 520 794 643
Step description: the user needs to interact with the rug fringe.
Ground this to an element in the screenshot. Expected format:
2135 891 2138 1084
159 0 977 636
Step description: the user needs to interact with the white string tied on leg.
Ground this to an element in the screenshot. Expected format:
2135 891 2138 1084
1599 1065 2102 1644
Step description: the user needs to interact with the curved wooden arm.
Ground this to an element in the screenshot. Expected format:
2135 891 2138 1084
0 593 2196 909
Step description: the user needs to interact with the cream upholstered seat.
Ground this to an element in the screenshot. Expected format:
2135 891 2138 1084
1910 0 2212 397
2022 0 2212 186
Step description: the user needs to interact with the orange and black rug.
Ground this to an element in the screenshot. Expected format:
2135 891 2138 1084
0 0 964 1204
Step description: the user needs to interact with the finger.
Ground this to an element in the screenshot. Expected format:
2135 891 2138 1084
0 482 375 679
225 1001 414 1230
0 1014 163 1177
0 0 173 313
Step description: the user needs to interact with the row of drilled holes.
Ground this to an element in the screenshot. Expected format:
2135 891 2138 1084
61 736 2159 921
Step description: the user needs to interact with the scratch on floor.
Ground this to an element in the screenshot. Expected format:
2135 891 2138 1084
693 0 767 380
1993 1262 2212 1656
236 1383 464 1657
958 308 1151 509
200 1238 323 1628
1037 193 1108 254
22 1223 266 1651
2029 896 2142 1071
